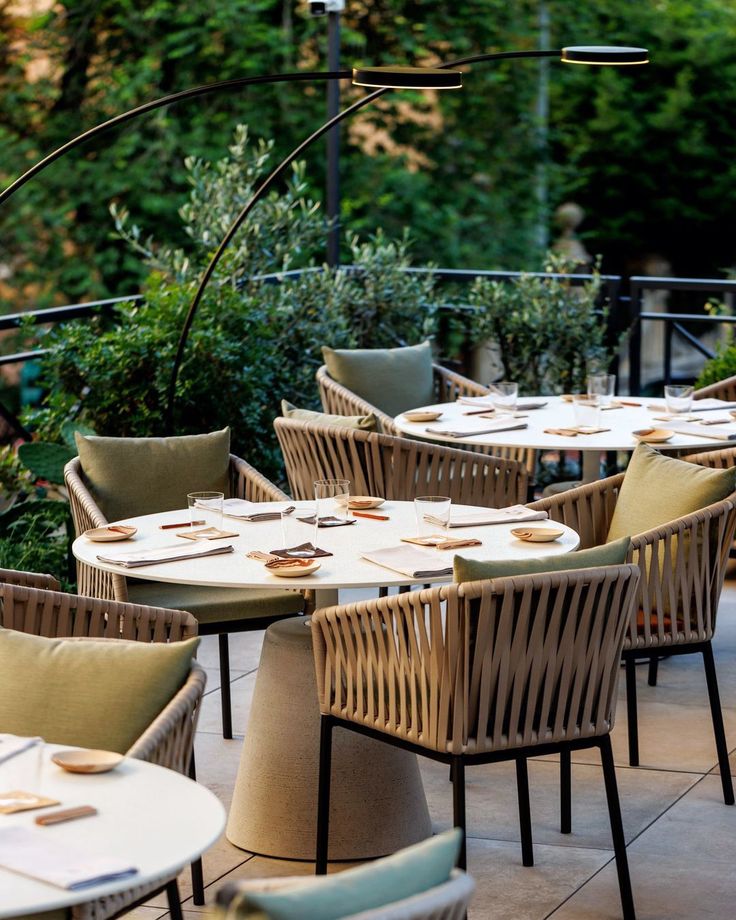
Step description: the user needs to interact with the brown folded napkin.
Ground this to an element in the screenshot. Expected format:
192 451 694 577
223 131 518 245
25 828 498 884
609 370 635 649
270 543 333 559
297 515 356 528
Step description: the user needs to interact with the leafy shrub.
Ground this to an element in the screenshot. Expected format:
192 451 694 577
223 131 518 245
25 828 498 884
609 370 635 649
695 338 736 390
466 254 610 395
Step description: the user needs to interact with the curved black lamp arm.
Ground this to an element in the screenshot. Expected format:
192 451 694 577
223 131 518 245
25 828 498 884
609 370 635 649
0 70 351 210
164 48 561 429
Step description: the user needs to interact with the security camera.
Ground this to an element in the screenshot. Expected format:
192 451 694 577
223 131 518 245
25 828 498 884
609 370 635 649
308 0 344 15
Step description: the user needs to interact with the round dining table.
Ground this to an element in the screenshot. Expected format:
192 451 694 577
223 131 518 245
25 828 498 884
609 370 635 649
0 742 225 918
393 395 736 482
72 501 580 863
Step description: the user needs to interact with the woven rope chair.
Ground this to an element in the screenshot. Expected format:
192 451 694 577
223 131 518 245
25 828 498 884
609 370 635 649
0 567 60 590
274 417 527 509
215 868 475 920
316 363 537 477
312 566 641 920
0 582 204 920
694 374 736 403
65 452 304 742
528 476 736 808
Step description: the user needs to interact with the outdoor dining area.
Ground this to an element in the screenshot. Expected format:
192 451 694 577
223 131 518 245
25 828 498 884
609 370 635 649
2 339 736 920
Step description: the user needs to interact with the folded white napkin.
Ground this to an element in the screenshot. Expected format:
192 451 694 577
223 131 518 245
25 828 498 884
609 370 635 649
98 543 235 568
661 422 736 442
426 505 549 528
0 826 138 890
362 546 454 579
647 398 736 413
425 421 527 438
0 734 41 765
215 499 291 521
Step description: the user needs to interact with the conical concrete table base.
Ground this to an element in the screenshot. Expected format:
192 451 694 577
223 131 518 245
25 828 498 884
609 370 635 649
227 616 432 860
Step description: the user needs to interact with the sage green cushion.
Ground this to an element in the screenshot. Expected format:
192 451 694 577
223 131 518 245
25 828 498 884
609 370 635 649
231 829 461 920
128 582 304 624
454 537 631 584
280 400 377 431
75 429 231 523
606 443 736 543
322 341 435 418
0 628 199 754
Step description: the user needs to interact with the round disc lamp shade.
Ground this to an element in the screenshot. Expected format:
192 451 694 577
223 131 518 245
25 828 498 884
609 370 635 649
352 66 463 89
561 46 649 65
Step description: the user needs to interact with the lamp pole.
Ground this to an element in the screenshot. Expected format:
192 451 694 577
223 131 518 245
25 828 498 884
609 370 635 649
326 3 343 266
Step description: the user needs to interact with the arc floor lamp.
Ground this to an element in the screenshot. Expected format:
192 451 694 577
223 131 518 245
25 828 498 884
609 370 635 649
0 45 648 430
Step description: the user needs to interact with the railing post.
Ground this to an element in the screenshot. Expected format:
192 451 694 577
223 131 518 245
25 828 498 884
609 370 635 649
628 280 642 396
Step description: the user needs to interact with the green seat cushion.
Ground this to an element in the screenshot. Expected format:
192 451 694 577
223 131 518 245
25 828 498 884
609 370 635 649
322 342 435 418
128 582 304 625
280 400 377 431
75 429 231 523
454 537 631 584
0 628 199 754
230 828 461 920
606 443 736 542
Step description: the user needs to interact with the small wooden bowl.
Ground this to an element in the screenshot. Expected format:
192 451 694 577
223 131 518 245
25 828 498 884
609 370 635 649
511 527 565 543
83 525 137 542
52 749 124 774
266 559 321 577
346 496 385 510
632 428 674 443
403 410 443 423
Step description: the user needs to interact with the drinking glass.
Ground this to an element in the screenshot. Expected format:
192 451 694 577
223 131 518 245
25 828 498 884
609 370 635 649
490 381 518 413
414 495 452 536
664 384 694 415
187 491 223 529
572 394 601 429
587 373 616 407
314 479 351 525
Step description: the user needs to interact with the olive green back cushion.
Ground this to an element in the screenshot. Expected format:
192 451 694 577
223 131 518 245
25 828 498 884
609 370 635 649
606 443 736 543
280 400 377 431
454 537 631 583
75 428 230 522
0 628 199 754
230 828 461 920
322 341 435 419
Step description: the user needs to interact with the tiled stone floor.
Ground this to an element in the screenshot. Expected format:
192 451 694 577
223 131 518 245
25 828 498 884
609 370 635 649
133 571 736 919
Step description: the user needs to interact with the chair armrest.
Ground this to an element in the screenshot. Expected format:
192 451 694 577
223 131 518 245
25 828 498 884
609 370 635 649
229 454 289 502
127 662 207 774
694 375 736 402
433 364 487 402
316 365 398 434
527 473 624 548
683 446 736 470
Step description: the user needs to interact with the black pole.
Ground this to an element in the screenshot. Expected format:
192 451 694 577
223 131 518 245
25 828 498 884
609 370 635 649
326 11 342 267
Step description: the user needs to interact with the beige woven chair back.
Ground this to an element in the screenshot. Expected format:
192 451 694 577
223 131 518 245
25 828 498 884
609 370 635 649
0 583 198 642
312 564 640 757
529 476 736 649
274 417 527 508
0 568 60 591
695 375 736 403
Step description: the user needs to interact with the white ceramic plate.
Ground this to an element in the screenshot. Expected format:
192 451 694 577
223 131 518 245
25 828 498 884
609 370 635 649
632 428 674 443
511 527 565 543
266 560 321 577
83 525 137 542
403 410 443 423
52 749 124 774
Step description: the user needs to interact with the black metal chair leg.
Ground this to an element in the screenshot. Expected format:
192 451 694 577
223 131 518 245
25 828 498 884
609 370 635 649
515 757 534 866
379 586 388 598
187 749 206 905
218 633 233 740
599 735 636 920
702 642 735 805
647 657 659 687
315 716 334 874
560 747 572 834
166 879 184 920
625 657 639 767
451 756 467 870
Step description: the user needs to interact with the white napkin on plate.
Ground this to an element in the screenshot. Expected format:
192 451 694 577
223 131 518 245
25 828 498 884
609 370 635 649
0 826 138 890
660 422 736 442
215 499 291 521
647 398 736 413
425 505 549 528
97 543 235 568
457 395 496 408
0 734 41 765
362 546 454 579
